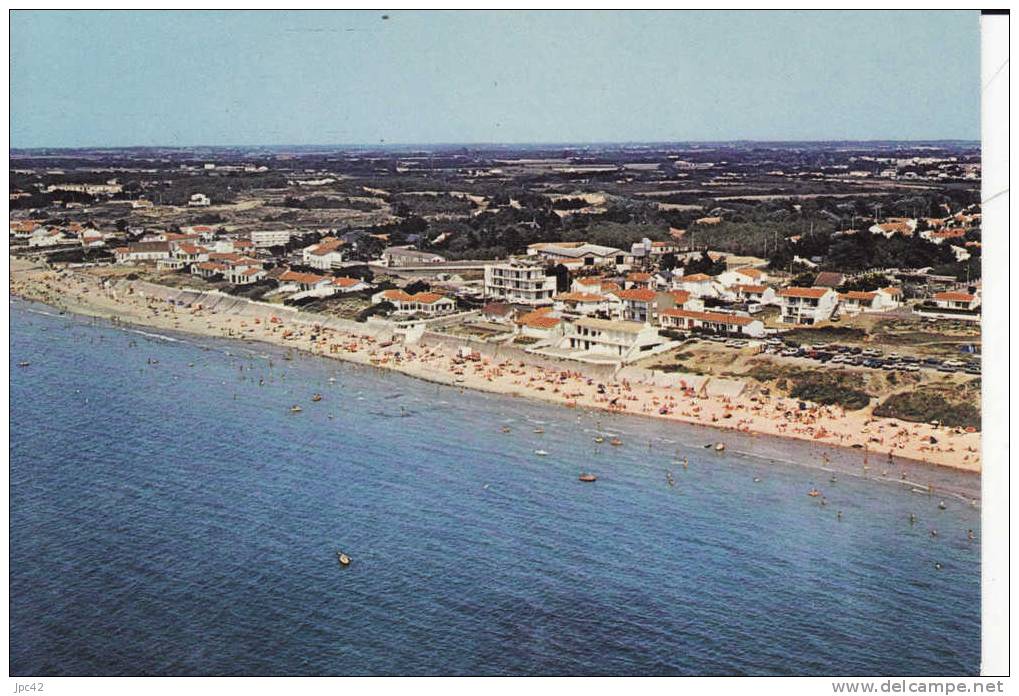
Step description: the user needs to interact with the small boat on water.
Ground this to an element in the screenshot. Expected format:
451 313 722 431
311 393 323 402
16 361 30 367
808 488 821 497
714 443 726 452
533 427 544 434
610 437 623 447
501 425 511 433
336 551 351 567
594 436 605 444
578 473 597 483
535 449 549 457
829 475 837 484
290 405 303 413
938 500 947 510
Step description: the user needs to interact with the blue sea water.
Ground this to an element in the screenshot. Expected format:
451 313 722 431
9 300 981 676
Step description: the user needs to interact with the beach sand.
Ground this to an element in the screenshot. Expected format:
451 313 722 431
9 258 981 474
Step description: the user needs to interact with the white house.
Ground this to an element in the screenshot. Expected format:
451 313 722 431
557 317 666 363
552 292 611 317
733 284 777 306
838 291 882 314
484 259 558 305
678 273 720 298
932 291 980 311
777 286 839 325
188 193 211 207
224 266 267 285
302 237 347 270
113 241 171 263
839 287 903 314
331 276 372 293
157 242 210 271
659 308 765 338
27 228 68 247
869 219 916 238
876 286 903 309
372 289 456 316
515 308 564 340
613 288 691 324
717 267 769 288
570 276 621 296
277 270 333 293
191 261 228 280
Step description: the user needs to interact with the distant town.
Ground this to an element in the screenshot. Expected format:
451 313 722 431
9 141 982 442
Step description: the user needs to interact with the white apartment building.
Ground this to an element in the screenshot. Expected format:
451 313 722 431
778 287 839 325
250 229 293 248
484 260 558 306
557 317 665 363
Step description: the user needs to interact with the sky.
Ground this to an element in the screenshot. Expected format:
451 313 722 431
10 10 982 148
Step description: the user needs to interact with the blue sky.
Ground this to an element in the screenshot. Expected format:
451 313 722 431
10 10 981 147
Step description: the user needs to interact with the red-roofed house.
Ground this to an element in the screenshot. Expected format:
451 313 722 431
678 273 720 298
553 292 612 317
932 291 980 311
659 308 765 338
191 261 229 280
718 267 769 287
278 270 333 292
302 237 347 270
516 307 564 340
838 290 880 314
733 284 777 306
114 241 171 263
876 286 903 309
372 289 456 316
613 288 691 324
331 276 372 293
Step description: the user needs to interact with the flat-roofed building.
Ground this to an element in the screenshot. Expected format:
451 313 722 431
484 259 557 306
558 317 665 362
251 229 293 248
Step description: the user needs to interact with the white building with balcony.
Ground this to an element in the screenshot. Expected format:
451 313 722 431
483 260 558 306
778 287 838 325
250 229 294 248
557 317 665 363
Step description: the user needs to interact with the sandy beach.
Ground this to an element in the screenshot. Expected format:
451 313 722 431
9 258 981 474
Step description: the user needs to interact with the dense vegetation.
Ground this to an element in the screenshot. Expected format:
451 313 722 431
874 381 981 429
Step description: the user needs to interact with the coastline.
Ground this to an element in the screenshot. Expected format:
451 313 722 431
9 258 982 476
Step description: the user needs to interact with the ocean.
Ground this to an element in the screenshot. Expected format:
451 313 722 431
9 299 981 676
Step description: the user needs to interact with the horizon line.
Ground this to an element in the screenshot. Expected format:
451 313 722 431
10 138 982 153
